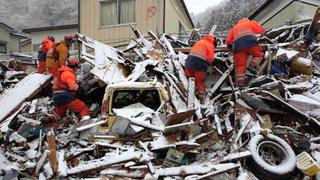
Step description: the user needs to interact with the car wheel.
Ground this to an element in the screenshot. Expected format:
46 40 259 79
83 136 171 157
247 134 297 180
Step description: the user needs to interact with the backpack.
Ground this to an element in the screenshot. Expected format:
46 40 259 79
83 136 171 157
46 43 59 60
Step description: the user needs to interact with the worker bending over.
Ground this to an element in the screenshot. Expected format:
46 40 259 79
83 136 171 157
226 18 266 87
185 35 216 104
47 58 90 123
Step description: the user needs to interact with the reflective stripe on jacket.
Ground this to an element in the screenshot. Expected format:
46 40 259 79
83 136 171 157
189 35 215 63
226 18 265 52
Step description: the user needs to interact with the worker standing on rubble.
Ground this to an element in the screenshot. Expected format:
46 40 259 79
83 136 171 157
45 58 90 124
185 35 217 104
226 18 266 87
306 7 320 46
37 36 55 74
46 35 75 77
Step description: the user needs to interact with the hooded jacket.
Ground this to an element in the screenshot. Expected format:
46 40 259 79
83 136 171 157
53 66 78 92
189 35 215 63
226 18 265 53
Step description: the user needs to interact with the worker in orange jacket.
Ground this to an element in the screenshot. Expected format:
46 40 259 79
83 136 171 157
185 35 216 104
48 58 89 123
37 36 55 74
46 35 75 77
226 18 266 87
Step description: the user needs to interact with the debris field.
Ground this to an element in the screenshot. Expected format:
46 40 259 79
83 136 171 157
0 24 320 179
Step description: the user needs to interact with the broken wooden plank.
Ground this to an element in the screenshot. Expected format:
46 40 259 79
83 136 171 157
187 78 195 110
197 163 240 180
209 65 234 98
67 150 142 175
234 114 252 143
46 129 57 173
220 151 252 163
0 73 52 122
165 109 195 126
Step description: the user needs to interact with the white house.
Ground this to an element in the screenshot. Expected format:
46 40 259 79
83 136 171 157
0 22 27 55
22 24 78 57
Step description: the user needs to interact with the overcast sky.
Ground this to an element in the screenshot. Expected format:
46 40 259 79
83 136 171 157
184 0 224 14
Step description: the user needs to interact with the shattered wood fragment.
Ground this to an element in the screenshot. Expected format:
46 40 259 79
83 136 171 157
193 131 220 150
67 150 142 175
165 109 195 126
209 64 234 98
154 164 212 176
35 150 48 175
0 73 52 122
46 129 57 173
57 150 67 177
100 169 145 178
214 114 223 136
234 114 252 143
220 151 252 162
261 90 320 127
196 163 240 180
188 78 195 110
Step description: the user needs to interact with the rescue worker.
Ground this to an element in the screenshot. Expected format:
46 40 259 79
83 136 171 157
306 7 320 46
185 35 216 104
37 36 55 74
226 18 266 87
49 58 90 123
46 35 75 77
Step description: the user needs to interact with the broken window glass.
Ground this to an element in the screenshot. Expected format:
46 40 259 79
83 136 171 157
112 89 160 111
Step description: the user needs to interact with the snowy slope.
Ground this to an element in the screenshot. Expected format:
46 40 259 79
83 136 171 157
0 0 77 31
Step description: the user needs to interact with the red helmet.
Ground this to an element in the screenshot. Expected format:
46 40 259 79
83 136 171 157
68 58 79 68
47 36 55 42
64 35 75 46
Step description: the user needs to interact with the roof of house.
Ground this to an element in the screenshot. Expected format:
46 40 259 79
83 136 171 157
181 1 195 28
0 22 16 32
249 0 320 25
22 24 79 34
0 22 28 39
20 38 31 46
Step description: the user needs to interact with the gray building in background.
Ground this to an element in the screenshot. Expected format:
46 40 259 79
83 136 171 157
0 22 27 54
249 0 320 28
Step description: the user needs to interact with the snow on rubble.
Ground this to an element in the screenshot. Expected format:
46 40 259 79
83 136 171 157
0 23 320 179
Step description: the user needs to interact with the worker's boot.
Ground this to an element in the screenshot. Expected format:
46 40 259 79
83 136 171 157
41 114 59 126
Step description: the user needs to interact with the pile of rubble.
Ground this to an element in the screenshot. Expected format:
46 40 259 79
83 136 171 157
0 24 320 179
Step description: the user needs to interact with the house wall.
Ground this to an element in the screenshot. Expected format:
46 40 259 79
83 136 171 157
9 36 20 54
0 28 11 54
21 42 32 55
264 1 318 28
80 0 164 47
164 0 193 36
30 28 78 56
79 0 193 46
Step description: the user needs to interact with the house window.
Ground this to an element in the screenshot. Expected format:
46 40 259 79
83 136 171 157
0 43 6 54
100 0 136 26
